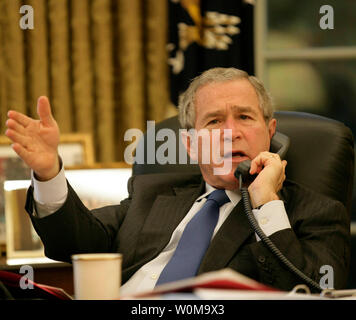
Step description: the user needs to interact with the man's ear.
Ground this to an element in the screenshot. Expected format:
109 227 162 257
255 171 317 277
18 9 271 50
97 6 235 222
268 118 277 139
181 130 198 161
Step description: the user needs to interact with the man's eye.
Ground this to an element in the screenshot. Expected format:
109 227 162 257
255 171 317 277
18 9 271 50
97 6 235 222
208 119 220 125
240 114 251 120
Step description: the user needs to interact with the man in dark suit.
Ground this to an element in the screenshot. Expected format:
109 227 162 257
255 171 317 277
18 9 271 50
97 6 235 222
5 68 350 295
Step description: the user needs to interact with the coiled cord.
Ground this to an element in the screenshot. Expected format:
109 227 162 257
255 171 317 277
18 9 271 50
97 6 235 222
239 175 322 292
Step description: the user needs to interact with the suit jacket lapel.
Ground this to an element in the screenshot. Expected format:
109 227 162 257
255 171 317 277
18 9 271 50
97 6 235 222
198 200 254 274
134 179 205 264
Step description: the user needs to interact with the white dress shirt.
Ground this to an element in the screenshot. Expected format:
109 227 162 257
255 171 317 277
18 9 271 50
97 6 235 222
31 168 291 296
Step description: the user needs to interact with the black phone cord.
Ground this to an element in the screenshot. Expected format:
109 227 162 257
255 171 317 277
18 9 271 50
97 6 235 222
239 176 322 292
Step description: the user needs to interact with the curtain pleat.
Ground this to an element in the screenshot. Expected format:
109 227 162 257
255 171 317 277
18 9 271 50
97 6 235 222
48 0 72 133
115 0 145 160
26 0 49 119
92 0 115 162
0 0 169 163
0 0 5 126
145 0 169 121
71 0 94 134
2 0 26 114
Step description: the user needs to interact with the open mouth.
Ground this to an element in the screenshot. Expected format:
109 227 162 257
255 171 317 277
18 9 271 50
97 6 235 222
224 151 249 160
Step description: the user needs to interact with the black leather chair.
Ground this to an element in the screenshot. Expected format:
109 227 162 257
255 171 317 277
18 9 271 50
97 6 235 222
133 111 355 214
133 111 356 289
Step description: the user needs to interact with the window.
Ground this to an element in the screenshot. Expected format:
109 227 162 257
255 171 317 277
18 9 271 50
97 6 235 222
255 0 356 137
254 0 356 221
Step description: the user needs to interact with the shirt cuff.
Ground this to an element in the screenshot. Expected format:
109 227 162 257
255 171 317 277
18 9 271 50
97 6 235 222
32 165 68 205
252 200 291 240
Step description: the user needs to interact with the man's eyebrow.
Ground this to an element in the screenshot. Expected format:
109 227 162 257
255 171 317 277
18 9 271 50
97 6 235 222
200 110 225 123
200 106 257 123
231 105 257 114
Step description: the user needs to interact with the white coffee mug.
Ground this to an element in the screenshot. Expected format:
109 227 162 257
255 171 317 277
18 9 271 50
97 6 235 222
72 253 122 300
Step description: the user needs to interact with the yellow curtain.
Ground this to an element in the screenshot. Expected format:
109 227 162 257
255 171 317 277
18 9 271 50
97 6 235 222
0 0 170 162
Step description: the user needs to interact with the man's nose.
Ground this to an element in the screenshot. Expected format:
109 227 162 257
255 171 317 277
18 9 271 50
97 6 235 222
223 118 241 141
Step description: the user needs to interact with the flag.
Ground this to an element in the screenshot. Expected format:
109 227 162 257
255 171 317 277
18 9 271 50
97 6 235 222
168 0 255 106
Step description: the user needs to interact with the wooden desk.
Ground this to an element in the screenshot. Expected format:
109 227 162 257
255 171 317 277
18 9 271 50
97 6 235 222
0 257 74 295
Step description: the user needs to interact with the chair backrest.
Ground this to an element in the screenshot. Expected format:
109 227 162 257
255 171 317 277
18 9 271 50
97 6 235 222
133 111 355 214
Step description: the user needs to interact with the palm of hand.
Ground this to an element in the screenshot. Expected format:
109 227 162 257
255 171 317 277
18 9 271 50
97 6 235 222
21 119 60 173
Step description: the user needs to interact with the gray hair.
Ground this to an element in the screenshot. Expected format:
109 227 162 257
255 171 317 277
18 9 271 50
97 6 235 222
178 67 274 129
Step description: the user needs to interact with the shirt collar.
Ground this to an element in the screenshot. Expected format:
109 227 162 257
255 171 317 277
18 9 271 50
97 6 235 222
196 182 241 206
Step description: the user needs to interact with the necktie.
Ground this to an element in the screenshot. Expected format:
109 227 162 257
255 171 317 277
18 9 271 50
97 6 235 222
156 189 230 286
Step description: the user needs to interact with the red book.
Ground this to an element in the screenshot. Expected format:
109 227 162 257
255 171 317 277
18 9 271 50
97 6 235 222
0 270 72 300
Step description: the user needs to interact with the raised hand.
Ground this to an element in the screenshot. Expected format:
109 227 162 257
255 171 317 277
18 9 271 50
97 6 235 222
5 96 60 181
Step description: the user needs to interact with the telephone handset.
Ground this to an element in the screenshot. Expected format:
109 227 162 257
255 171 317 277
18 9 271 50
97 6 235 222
234 131 290 181
234 132 322 292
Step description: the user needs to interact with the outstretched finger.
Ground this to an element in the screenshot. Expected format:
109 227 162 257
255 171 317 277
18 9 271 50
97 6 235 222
12 143 31 162
5 129 30 147
37 96 55 127
7 110 32 128
6 118 26 134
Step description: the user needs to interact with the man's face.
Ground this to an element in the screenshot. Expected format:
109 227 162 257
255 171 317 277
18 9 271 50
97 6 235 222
185 79 276 190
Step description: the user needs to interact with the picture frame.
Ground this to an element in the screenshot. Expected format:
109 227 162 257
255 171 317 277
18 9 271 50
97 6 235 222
0 133 95 258
3 165 132 263
57 133 95 167
4 180 43 260
0 133 95 168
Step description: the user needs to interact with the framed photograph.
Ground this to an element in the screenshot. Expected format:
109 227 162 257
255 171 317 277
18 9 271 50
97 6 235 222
0 157 31 247
4 180 43 259
0 133 95 168
57 133 95 167
4 165 132 262
0 133 95 247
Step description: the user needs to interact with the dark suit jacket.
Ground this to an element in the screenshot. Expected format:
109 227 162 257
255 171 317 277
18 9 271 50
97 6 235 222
25 173 350 291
